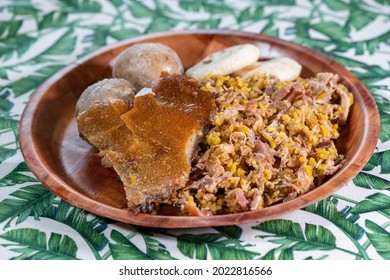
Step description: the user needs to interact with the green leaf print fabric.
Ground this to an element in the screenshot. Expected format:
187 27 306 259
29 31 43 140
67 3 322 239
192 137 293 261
0 0 389 260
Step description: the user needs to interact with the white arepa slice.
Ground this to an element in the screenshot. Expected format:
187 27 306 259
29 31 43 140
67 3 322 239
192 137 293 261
185 44 260 81
234 57 302 82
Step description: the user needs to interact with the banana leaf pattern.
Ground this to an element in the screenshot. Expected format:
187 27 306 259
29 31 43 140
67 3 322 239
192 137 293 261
0 0 389 260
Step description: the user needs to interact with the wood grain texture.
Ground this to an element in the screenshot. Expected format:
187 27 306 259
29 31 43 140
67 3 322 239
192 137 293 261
19 30 380 228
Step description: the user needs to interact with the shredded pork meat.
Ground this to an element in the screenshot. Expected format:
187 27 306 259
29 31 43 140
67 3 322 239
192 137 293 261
176 72 354 216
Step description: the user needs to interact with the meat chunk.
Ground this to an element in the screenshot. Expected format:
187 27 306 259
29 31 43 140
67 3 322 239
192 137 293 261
77 73 215 212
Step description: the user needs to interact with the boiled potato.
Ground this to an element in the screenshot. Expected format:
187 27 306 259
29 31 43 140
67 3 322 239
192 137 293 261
112 43 184 91
76 78 136 117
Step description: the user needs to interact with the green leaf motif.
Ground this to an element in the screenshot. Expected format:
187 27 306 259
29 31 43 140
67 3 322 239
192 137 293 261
146 17 177 33
352 193 390 216
353 64 390 86
365 220 390 259
58 0 101 12
179 0 202 12
278 247 294 260
304 199 364 240
0 162 38 187
373 0 390 5
177 233 259 260
213 225 242 239
311 22 349 40
9 64 65 97
0 89 14 111
347 9 376 31
0 228 78 260
43 31 76 56
0 69 8 80
203 2 235 14
0 20 23 39
143 235 176 260
254 219 336 251
109 230 152 260
262 0 296 6
261 19 279 37
5 4 39 16
238 6 264 23
322 0 349 11
260 248 277 260
381 151 390 174
351 31 390 55
379 113 390 143
353 172 390 190
128 1 155 18
363 153 379 171
177 233 220 259
8 76 44 97
0 115 18 130
0 184 56 228
109 229 175 260
196 19 221 29
329 54 366 68
208 239 258 260
0 35 36 61
109 29 141 41
0 147 17 163
38 12 68 30
53 201 108 252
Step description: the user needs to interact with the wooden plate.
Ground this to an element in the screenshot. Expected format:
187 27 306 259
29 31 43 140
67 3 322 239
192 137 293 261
19 30 380 228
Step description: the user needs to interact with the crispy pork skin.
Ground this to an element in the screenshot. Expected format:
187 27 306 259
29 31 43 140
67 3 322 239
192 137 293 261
77 73 215 212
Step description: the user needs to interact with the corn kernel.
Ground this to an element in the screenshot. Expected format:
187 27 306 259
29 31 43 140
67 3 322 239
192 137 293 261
237 168 246 177
264 169 272 180
316 148 330 160
305 165 313 176
293 109 301 121
264 134 276 149
213 116 224 126
240 178 248 189
318 164 329 171
320 125 329 137
216 78 224 87
207 132 221 146
237 125 251 133
282 114 291 122
348 92 354 104
318 114 329 121
259 103 267 110
308 157 316 167
229 162 237 174
317 91 327 99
